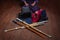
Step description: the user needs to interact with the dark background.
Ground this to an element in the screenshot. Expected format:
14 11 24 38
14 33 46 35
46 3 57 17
0 0 60 40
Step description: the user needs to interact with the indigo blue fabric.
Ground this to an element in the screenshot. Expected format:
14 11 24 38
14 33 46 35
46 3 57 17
20 17 32 24
39 10 48 21
41 10 46 17
21 0 39 13
22 0 38 4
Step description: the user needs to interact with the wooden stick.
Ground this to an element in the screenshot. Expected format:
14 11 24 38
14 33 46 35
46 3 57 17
30 20 48 26
4 18 52 38
15 18 52 38
4 26 25 32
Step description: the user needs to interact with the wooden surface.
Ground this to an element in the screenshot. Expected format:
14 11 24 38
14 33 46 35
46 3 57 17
0 0 60 40
0 0 51 40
